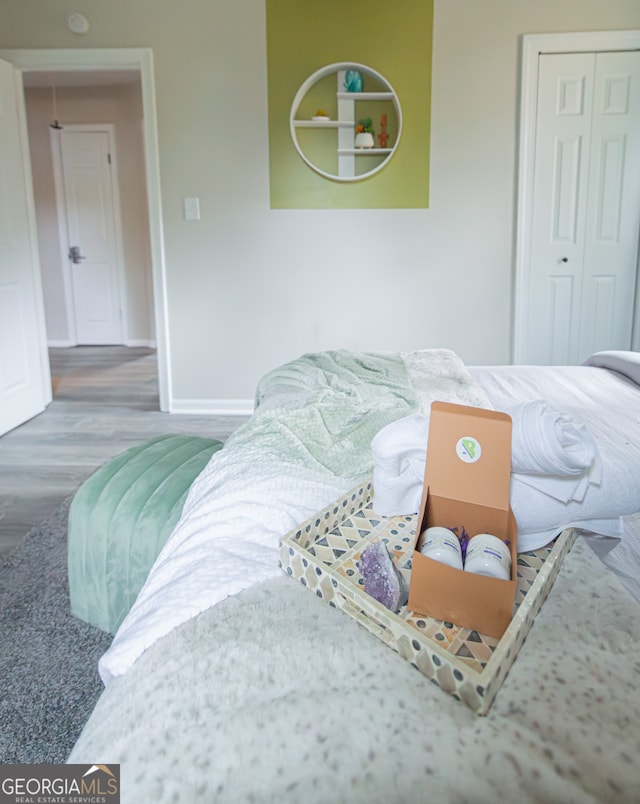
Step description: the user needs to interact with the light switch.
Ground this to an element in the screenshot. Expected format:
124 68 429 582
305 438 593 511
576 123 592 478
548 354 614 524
184 197 201 221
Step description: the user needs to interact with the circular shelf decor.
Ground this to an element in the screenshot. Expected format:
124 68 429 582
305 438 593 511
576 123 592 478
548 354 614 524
290 62 402 182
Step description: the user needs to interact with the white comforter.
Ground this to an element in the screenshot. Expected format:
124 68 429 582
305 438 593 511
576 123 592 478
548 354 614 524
99 349 488 683
471 358 640 545
71 538 640 803
372 359 640 550
98 349 640 683
73 349 640 803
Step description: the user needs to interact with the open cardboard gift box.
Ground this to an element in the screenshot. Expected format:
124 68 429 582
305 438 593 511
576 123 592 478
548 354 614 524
409 401 518 638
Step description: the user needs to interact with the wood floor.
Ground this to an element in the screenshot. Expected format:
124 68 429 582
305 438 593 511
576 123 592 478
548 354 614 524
0 346 249 555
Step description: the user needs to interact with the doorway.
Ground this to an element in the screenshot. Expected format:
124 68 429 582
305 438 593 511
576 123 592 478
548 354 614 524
0 47 170 411
514 31 640 365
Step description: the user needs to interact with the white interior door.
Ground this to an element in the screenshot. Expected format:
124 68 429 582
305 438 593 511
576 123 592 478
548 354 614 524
581 51 640 359
59 127 125 345
0 57 50 436
523 50 640 365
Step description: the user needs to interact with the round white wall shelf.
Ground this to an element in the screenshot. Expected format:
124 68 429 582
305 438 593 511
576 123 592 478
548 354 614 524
290 62 402 182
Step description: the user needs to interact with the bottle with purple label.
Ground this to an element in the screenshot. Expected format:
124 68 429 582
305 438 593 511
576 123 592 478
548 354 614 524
464 533 511 580
419 526 463 570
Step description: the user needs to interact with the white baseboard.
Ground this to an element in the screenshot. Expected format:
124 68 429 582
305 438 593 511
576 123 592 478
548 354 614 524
48 339 157 348
48 339 75 348
170 398 254 416
126 339 156 348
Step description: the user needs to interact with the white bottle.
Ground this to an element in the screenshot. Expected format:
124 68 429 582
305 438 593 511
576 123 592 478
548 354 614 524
464 533 511 580
419 526 463 570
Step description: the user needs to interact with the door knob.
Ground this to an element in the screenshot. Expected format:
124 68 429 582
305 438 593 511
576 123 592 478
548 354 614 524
561 257 568 263
69 246 86 264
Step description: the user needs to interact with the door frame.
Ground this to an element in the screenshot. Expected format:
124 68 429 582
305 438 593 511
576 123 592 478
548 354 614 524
0 47 171 410
51 123 128 345
513 30 640 364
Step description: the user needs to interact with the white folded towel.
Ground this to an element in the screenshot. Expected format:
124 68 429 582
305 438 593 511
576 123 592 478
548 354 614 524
371 413 429 517
504 401 601 504
371 402 605 551
512 472 590 505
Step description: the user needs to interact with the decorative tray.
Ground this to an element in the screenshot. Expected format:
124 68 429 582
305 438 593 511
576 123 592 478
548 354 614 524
279 479 576 715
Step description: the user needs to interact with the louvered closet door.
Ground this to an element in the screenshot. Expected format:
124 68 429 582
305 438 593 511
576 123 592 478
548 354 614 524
527 51 640 365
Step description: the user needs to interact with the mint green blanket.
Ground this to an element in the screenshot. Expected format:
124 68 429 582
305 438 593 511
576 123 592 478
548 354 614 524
252 350 419 477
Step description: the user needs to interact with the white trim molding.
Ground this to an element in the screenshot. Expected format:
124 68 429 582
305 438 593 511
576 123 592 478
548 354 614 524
126 339 157 348
170 398 254 416
47 339 75 348
513 30 640 364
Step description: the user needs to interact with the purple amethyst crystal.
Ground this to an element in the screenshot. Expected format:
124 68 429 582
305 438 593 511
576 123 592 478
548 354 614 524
450 525 471 562
359 541 408 612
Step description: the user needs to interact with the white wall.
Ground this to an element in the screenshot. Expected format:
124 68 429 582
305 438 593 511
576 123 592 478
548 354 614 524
24 82 153 346
1 0 640 406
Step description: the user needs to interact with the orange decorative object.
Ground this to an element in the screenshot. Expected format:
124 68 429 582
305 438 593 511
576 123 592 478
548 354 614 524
378 113 389 149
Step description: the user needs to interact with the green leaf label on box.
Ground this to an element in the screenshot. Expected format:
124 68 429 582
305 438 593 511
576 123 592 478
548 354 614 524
456 436 482 463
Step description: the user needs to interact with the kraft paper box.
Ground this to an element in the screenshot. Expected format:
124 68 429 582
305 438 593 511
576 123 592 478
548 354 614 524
409 402 518 639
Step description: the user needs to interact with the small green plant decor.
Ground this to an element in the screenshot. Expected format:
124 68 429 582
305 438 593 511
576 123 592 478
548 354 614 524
354 117 375 149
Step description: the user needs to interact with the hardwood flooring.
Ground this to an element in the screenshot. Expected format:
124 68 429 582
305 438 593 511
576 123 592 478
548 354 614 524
0 346 249 555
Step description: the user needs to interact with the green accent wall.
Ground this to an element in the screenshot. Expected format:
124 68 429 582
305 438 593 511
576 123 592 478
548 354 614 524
266 0 433 209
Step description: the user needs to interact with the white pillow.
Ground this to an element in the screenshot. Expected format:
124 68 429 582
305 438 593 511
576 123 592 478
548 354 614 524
582 350 640 386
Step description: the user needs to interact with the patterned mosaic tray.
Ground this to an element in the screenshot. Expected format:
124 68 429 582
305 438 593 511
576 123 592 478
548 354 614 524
279 479 576 715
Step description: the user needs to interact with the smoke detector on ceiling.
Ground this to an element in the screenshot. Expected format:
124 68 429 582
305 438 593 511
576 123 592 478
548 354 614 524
68 13 90 35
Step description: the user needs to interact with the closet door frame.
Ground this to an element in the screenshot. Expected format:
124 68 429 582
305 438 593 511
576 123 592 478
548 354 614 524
513 30 640 363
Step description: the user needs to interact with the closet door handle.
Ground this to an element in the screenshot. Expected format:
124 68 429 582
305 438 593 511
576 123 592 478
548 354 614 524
560 257 568 263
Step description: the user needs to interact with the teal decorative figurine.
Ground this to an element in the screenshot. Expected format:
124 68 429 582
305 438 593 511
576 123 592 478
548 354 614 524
344 70 363 92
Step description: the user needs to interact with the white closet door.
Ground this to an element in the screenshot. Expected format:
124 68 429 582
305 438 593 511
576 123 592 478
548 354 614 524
579 51 640 361
528 53 594 365
526 50 640 365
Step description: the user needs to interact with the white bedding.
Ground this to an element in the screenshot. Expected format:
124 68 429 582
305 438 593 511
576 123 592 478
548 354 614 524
70 540 640 803
470 359 640 601
99 349 487 683
98 349 640 684
72 349 640 802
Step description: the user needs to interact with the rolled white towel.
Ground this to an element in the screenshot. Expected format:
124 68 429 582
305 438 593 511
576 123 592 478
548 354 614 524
372 402 602 519
506 400 599 476
371 413 429 516
505 400 601 504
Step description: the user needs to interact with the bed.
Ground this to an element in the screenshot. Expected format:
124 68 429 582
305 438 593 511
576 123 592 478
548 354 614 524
68 348 640 803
